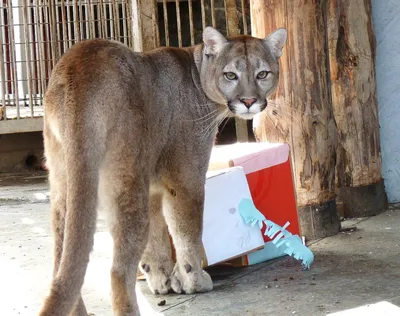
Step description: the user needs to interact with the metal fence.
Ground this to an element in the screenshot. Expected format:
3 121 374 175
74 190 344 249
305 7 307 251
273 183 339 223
0 0 250 134
155 0 249 47
0 0 134 124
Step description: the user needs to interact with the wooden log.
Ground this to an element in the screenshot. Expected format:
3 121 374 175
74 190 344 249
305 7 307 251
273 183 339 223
225 0 249 142
250 0 340 240
327 0 387 217
131 0 158 52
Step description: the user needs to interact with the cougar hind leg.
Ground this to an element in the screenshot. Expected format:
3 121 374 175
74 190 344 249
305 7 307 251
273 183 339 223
100 142 150 315
39 119 102 316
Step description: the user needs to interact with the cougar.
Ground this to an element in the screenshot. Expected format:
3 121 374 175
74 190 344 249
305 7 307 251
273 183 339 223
39 26 287 315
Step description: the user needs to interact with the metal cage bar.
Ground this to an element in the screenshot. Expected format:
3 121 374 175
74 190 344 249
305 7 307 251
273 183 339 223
0 0 138 130
155 0 250 48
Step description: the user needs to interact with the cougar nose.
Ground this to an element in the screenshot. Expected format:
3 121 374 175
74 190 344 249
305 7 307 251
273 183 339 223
240 98 257 109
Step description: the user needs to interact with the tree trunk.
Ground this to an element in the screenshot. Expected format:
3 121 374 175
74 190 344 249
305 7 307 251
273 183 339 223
250 0 340 240
327 0 387 217
132 0 159 52
224 0 249 142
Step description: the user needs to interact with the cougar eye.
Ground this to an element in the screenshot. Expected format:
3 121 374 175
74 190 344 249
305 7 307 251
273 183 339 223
224 72 238 80
257 71 269 79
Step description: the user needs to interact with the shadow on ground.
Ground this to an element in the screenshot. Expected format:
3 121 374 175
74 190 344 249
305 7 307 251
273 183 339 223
1 173 399 316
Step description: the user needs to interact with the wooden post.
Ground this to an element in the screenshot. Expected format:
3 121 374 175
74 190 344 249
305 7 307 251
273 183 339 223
225 0 240 36
250 0 340 240
225 0 249 143
327 0 387 217
131 0 158 52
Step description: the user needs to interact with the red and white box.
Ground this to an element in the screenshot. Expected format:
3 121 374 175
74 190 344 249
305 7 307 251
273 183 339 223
201 167 265 266
208 142 300 266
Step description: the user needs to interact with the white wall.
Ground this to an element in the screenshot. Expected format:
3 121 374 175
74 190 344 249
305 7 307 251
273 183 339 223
372 0 400 203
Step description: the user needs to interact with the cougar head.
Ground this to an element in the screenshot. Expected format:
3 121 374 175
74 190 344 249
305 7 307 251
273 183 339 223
199 26 287 120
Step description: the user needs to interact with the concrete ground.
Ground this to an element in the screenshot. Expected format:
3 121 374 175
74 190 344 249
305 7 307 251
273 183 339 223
1 172 400 316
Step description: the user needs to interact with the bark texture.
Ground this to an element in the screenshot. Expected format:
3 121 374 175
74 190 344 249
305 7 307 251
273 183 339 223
327 0 387 217
251 0 338 208
327 0 382 188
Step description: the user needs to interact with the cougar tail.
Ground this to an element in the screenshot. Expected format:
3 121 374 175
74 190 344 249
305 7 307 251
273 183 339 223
39 122 104 316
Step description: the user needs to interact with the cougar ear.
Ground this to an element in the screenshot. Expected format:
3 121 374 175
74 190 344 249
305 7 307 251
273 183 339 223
263 28 287 58
203 26 228 56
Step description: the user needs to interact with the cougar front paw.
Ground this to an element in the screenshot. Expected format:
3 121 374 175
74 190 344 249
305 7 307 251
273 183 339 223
170 263 213 294
139 259 174 295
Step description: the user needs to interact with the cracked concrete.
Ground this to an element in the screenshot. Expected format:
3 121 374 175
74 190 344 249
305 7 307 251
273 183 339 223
1 172 400 316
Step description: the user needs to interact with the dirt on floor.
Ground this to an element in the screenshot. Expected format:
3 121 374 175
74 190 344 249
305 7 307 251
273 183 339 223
1 173 400 316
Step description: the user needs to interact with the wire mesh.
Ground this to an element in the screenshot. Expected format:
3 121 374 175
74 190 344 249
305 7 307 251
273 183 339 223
0 0 134 121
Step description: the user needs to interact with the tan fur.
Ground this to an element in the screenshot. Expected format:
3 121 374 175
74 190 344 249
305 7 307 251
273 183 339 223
39 27 286 315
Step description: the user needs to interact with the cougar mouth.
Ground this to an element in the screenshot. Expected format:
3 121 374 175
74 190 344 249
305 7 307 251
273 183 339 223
227 100 268 120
